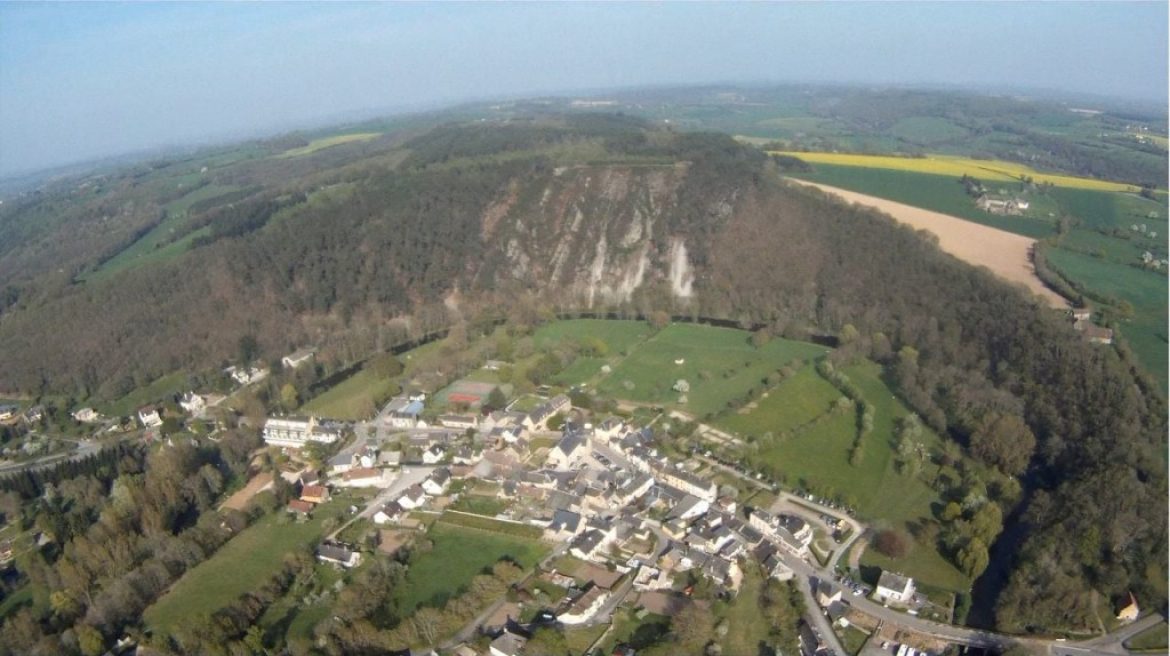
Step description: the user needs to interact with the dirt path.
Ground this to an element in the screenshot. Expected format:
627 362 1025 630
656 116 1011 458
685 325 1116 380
791 180 1068 309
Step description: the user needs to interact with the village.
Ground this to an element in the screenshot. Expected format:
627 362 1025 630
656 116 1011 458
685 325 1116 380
207 346 989 656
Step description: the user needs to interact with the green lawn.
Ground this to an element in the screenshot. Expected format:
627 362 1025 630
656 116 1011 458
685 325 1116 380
596 323 826 417
144 500 350 635
395 522 547 613
715 364 841 437
98 370 189 417
1046 247 1168 391
300 366 399 420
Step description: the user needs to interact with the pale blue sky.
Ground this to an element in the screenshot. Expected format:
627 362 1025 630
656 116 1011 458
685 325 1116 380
1 2 1166 176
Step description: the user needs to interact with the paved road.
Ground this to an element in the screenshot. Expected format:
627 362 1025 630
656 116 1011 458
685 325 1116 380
327 465 435 540
796 571 850 655
0 438 108 475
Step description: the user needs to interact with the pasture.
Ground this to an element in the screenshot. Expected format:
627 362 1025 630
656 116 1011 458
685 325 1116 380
394 521 547 613
715 364 841 437
97 370 189 417
144 499 350 635
1046 248 1168 390
533 318 652 355
775 151 1142 192
83 183 242 281
741 359 969 591
276 132 382 158
300 366 399 420
595 323 826 417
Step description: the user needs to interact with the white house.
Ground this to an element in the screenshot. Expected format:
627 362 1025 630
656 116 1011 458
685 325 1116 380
262 416 340 448
281 348 316 369
225 365 267 386
337 467 386 488
422 445 446 465
137 406 163 428
396 484 428 510
438 414 478 430
179 392 206 415
489 630 527 656
421 468 451 496
546 432 589 470
651 463 717 502
874 571 916 605
72 407 101 423
373 501 405 525
522 394 571 430
385 396 425 429
316 543 361 568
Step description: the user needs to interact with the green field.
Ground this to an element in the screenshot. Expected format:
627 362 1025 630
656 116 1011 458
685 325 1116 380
84 183 242 281
276 132 382 158
300 366 398 420
533 318 652 355
1046 248 1168 390
395 521 547 613
790 164 1057 238
595 323 826 417
716 565 774 655
1049 187 1167 233
715 364 841 437
1125 620 1169 651
742 359 968 591
97 370 189 417
144 500 350 635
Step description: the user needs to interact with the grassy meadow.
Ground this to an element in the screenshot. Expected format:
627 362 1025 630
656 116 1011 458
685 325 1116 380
144 499 351 636
394 521 547 613
300 366 399 420
1046 248 1168 390
595 323 826 417
83 183 242 281
715 364 841 437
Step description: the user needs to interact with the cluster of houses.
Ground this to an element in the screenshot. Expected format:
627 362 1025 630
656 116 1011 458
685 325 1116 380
975 195 1030 216
0 404 44 425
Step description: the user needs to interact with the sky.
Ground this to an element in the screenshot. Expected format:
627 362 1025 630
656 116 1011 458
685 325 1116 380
1 1 1166 177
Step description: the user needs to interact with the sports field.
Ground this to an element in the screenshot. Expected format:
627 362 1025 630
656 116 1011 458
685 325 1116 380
774 151 1142 192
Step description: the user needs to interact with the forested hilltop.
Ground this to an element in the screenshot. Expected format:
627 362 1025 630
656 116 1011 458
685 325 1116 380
0 112 1165 634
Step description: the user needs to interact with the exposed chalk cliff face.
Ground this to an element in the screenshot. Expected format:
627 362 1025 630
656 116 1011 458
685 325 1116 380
474 164 722 306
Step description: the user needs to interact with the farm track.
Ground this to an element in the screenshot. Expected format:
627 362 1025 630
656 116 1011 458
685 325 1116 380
792 179 1069 309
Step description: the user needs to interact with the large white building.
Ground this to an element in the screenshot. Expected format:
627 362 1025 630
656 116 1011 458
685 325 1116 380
262 416 340 448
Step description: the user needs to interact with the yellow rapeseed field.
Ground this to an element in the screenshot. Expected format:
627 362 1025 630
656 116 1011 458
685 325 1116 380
771 151 1140 193
277 132 382 158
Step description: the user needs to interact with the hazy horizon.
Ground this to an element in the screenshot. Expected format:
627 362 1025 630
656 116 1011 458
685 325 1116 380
2 2 1166 178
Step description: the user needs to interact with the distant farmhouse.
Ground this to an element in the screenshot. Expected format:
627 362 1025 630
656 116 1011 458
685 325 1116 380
976 195 1029 216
